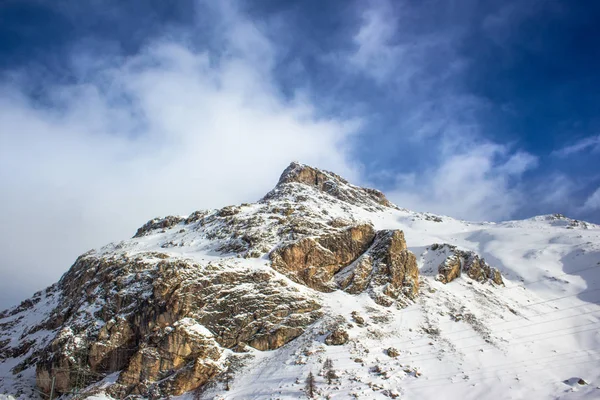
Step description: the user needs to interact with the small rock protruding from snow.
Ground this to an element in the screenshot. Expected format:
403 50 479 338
325 329 349 346
431 243 504 286
387 347 399 358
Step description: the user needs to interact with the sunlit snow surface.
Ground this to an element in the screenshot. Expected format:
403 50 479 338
1 189 599 399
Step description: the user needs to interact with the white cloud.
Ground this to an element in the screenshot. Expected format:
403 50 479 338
552 134 600 157
0 3 360 308
387 143 538 221
347 1 539 222
349 1 398 82
582 187 600 212
348 0 460 88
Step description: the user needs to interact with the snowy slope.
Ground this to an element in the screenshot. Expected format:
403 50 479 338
1 163 599 399
192 211 600 400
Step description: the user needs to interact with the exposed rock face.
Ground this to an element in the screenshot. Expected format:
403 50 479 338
337 230 420 306
325 329 349 346
432 244 504 285
266 162 396 210
116 320 222 396
31 253 321 398
134 216 185 238
438 254 461 284
464 255 504 285
270 224 376 291
0 162 424 398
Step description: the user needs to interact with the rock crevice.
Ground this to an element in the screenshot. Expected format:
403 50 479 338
337 230 420 306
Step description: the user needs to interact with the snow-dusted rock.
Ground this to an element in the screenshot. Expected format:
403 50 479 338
1 162 599 400
338 229 420 306
432 243 503 285
270 224 376 291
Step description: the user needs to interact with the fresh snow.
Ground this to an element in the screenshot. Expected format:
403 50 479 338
1 175 599 399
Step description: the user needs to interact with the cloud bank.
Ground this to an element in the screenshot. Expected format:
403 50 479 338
0 1 359 307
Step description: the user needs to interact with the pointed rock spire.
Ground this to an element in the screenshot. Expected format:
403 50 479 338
269 162 396 209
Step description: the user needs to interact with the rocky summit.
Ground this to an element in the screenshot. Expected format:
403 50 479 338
1 162 599 400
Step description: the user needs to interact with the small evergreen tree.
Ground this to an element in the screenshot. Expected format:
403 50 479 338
305 371 316 398
224 371 231 391
322 358 336 384
222 365 233 391
326 368 337 385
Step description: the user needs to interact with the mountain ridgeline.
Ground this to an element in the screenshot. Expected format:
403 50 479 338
1 162 598 400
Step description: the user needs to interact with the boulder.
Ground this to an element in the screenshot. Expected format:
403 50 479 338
325 329 349 346
387 347 400 358
351 311 365 326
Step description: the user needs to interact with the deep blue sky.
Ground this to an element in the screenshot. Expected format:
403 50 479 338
1 0 599 221
1 0 600 306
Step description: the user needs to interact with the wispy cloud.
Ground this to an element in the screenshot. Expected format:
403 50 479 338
346 0 539 221
348 0 399 83
387 144 538 221
348 0 463 91
552 134 600 157
582 187 600 212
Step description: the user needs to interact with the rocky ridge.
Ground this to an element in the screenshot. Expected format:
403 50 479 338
2 162 569 400
0 162 431 398
431 243 504 286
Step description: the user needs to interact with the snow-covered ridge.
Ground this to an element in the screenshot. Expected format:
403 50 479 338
1 162 599 399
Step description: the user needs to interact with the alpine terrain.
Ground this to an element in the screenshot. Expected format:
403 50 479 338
1 162 599 399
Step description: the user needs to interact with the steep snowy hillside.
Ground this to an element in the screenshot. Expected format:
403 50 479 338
1 162 599 399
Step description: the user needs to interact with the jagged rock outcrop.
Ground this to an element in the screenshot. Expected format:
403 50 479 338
0 162 424 398
269 224 376 291
264 162 396 210
337 230 420 306
30 253 321 398
134 216 186 238
432 243 504 285
115 319 222 397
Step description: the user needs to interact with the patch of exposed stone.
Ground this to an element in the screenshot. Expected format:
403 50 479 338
1 252 322 398
337 230 420 306
431 243 504 285
134 216 186 238
269 224 376 291
325 329 349 346
263 162 396 211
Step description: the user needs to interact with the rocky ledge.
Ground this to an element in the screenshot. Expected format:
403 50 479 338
431 243 504 285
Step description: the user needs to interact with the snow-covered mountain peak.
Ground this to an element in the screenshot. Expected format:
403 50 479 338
1 163 599 400
264 161 395 211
